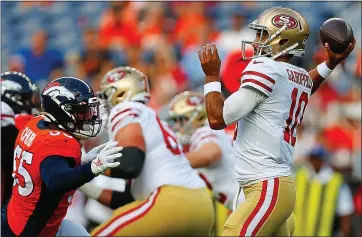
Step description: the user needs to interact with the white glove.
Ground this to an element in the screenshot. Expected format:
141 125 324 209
81 143 107 165
91 140 122 175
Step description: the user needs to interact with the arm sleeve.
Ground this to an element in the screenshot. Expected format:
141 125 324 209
109 147 145 179
40 156 95 193
336 183 355 216
223 87 267 126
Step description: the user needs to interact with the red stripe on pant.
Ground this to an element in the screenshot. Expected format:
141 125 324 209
251 178 279 236
93 188 160 236
239 180 268 236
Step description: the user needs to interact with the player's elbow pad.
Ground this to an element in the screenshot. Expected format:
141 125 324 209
110 146 145 179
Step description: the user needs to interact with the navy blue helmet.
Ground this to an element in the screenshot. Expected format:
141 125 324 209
1 71 39 114
41 77 102 139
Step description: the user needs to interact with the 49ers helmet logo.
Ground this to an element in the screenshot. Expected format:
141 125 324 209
272 14 298 29
186 95 204 106
107 71 127 83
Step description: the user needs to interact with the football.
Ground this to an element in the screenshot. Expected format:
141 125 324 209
320 18 354 54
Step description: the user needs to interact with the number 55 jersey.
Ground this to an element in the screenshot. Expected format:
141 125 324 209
234 56 313 186
5 116 82 236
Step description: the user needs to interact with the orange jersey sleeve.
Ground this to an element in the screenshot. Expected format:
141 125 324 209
17 117 82 166
15 114 35 130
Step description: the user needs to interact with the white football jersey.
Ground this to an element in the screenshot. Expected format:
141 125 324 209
1 101 15 127
108 101 205 200
189 125 242 209
234 56 313 186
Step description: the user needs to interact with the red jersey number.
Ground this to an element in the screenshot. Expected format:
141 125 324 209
283 88 309 146
156 116 182 155
12 145 34 196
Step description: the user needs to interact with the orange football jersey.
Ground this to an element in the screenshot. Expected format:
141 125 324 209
7 116 81 237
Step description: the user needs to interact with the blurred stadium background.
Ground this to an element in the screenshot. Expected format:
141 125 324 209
1 1 361 236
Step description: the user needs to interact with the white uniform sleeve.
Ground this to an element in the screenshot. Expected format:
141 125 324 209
240 58 278 97
1 101 15 127
223 87 266 126
189 127 220 152
336 184 355 216
108 104 143 139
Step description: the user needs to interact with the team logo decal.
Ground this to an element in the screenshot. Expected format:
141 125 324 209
272 14 298 29
107 71 127 83
43 86 75 100
42 81 60 92
1 80 22 94
187 95 204 106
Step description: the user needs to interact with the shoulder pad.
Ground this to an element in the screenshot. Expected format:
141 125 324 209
109 102 146 136
240 58 278 97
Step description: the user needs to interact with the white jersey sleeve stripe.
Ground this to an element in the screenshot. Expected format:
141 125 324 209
110 107 141 132
240 71 276 97
111 108 140 123
111 112 140 132
191 130 215 143
242 79 273 93
190 134 218 151
241 71 276 84
1 113 14 118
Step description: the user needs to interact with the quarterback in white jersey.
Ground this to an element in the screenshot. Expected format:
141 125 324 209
167 91 242 236
88 67 214 236
198 6 355 237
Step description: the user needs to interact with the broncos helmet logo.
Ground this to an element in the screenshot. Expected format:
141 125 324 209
1 80 22 95
43 85 75 102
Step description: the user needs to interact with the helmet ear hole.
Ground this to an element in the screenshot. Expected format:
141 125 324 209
280 39 289 46
118 91 125 98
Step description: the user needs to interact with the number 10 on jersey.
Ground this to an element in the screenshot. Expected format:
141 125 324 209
283 88 309 147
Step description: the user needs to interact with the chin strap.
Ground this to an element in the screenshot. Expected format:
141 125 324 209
41 112 70 133
271 43 299 59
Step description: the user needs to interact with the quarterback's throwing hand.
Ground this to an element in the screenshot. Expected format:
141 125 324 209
326 37 356 69
91 140 122 175
198 43 221 76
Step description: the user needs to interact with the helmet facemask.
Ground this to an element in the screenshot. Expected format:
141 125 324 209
69 101 102 140
242 23 293 60
167 110 206 146
43 97 102 140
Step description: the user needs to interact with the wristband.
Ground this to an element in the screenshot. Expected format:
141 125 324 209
204 82 221 96
316 62 333 79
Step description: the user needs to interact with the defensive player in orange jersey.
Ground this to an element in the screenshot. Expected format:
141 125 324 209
1 77 123 236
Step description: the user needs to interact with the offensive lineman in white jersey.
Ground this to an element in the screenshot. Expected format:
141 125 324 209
198 7 355 237
167 91 243 236
87 66 214 236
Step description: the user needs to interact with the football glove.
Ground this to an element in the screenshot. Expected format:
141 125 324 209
81 142 107 165
91 140 122 175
